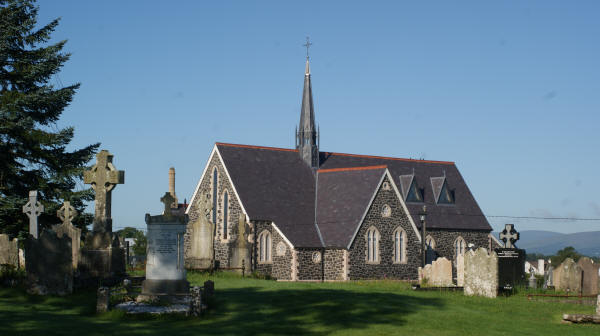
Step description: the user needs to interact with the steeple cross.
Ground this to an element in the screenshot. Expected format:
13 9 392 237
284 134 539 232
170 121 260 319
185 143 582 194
160 192 176 217
57 201 77 226
22 190 43 239
84 150 125 232
303 36 312 60
499 224 520 248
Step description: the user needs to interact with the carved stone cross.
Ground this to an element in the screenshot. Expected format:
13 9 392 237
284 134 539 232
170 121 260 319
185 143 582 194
160 192 176 217
84 150 125 233
499 224 520 248
57 201 77 226
22 190 43 239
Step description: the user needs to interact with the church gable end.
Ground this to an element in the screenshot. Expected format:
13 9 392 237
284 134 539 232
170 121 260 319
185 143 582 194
347 175 421 280
185 147 245 268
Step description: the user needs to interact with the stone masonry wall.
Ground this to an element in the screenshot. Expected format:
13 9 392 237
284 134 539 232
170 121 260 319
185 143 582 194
185 151 243 268
297 248 323 280
324 249 346 281
271 227 294 280
348 176 421 280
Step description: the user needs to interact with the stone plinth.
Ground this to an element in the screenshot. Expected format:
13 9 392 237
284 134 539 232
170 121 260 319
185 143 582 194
79 232 125 279
139 211 189 301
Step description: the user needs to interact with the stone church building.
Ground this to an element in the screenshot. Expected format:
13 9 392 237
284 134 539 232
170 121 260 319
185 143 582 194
184 59 497 281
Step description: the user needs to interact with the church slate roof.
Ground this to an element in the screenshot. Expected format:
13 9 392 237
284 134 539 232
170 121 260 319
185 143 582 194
316 166 387 248
214 143 491 248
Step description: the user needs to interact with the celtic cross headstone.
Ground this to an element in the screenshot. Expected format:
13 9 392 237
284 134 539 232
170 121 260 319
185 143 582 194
84 150 124 233
499 224 519 248
22 190 44 239
57 201 77 226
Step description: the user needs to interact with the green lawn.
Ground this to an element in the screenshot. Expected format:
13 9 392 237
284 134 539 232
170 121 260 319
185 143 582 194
0 272 598 336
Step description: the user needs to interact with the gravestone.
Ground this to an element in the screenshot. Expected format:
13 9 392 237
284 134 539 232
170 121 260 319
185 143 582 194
543 265 554 289
230 214 250 272
456 254 465 287
597 294 599 315
186 193 214 269
25 230 73 295
53 201 81 269
419 257 452 286
22 190 43 239
79 150 126 280
553 258 583 294
464 248 498 298
0 234 19 267
139 193 189 302
528 272 537 289
495 224 525 291
577 257 599 295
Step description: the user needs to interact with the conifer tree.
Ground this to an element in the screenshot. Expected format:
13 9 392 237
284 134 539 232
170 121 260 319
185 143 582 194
0 0 99 238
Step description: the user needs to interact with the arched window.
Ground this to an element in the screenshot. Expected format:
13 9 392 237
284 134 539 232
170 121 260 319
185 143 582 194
425 235 436 250
212 168 218 225
366 227 380 263
454 236 466 257
393 227 407 263
223 191 229 239
258 230 272 263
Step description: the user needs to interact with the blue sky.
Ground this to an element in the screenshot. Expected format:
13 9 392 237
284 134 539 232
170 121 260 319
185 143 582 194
36 1 600 233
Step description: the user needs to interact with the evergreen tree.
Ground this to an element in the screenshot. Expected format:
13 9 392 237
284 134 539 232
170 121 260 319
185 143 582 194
0 0 99 238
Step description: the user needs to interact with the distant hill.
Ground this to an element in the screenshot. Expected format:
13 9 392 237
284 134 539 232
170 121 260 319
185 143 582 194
491 230 600 257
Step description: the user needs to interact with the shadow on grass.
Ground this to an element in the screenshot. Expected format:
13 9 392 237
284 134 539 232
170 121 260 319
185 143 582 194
0 286 442 335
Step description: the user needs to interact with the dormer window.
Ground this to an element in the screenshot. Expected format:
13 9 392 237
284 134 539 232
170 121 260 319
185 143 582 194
431 176 455 205
399 174 423 203
406 180 424 202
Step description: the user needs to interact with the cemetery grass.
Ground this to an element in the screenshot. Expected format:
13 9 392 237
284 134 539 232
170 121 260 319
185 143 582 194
0 272 598 336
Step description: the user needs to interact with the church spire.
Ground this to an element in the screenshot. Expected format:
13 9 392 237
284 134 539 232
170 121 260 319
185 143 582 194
296 37 319 168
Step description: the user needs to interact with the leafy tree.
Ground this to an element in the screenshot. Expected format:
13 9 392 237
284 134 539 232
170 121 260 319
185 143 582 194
116 227 147 256
550 246 581 265
0 0 99 238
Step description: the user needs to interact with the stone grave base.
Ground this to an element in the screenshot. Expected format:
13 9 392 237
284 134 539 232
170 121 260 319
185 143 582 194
137 279 190 302
115 297 192 315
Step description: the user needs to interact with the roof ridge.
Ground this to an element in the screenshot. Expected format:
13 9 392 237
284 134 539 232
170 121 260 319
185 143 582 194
324 151 455 165
318 165 388 174
216 142 298 152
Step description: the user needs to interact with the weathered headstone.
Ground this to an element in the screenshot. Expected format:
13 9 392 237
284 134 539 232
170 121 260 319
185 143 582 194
22 190 43 239
456 254 465 287
97 287 110 313
464 248 498 298
419 257 452 286
577 257 599 295
53 201 81 269
528 272 537 289
186 193 214 269
138 192 189 302
230 214 250 272
543 265 554 289
25 230 73 295
553 258 583 294
79 150 126 280
0 234 19 267
596 294 599 315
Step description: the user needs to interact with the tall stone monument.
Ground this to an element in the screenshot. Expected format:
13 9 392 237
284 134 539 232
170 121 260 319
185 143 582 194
53 201 82 269
139 192 189 302
230 214 250 272
495 224 526 291
79 150 126 279
186 193 214 269
22 190 43 239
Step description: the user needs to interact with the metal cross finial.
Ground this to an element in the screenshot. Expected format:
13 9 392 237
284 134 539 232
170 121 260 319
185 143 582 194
303 36 312 60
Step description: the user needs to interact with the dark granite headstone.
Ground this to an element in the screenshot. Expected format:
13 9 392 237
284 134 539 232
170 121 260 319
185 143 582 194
495 248 526 291
25 230 73 295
